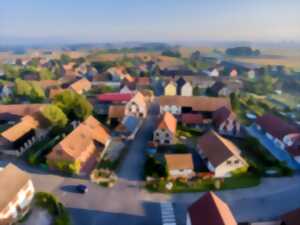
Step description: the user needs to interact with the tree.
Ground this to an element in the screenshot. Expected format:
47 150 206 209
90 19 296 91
225 46 261 57
15 78 32 96
3 64 19 80
53 90 93 121
30 83 46 101
73 96 93 120
41 105 68 128
230 92 240 111
39 68 53 80
161 49 181 58
60 54 72 65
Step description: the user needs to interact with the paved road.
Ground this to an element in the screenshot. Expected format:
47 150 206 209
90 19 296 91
2 103 300 224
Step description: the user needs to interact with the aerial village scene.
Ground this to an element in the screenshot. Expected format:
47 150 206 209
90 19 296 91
1 1 300 225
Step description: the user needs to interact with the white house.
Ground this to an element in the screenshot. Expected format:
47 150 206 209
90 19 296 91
165 154 194 179
256 113 300 162
247 69 256 79
197 131 248 177
213 107 240 136
125 92 148 118
181 81 193 96
153 112 177 145
204 68 219 77
0 164 35 225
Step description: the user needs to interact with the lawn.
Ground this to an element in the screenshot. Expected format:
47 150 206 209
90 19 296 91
146 173 260 193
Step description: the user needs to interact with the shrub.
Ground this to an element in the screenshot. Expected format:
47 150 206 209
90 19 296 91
34 192 71 225
144 156 168 178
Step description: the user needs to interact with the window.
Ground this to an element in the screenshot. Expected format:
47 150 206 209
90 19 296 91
165 133 169 137
165 140 170 144
226 161 231 165
234 160 239 164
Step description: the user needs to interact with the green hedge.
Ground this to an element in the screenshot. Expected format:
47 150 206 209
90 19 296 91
34 192 71 225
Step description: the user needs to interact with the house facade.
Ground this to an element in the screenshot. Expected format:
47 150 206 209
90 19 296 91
159 96 231 116
197 131 248 177
165 154 194 179
213 107 240 136
181 82 193 96
153 112 177 145
0 164 35 225
164 81 177 96
124 92 148 118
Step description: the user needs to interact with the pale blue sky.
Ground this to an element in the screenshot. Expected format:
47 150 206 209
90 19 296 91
0 0 299 43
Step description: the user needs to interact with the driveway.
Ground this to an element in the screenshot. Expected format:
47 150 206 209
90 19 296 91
247 125 300 170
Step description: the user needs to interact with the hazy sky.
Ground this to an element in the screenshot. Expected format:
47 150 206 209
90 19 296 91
0 0 300 43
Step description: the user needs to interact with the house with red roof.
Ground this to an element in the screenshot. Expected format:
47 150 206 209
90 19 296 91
213 107 240 136
187 192 237 225
255 113 300 162
124 92 148 119
153 112 177 145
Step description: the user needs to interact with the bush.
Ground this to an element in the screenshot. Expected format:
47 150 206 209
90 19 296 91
144 156 168 178
48 159 81 175
34 192 71 225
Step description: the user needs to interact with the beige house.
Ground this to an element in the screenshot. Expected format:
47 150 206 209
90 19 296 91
154 112 177 145
197 131 248 177
164 81 177 96
181 81 193 96
0 164 35 225
47 116 111 175
125 92 148 118
165 154 194 179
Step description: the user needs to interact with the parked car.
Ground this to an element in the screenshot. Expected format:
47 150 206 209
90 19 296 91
76 184 88 194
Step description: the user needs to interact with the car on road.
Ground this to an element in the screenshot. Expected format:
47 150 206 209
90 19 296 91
76 184 88 194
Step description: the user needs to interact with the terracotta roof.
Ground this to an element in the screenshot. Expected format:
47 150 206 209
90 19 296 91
157 112 177 134
213 107 236 128
1 115 40 142
159 96 231 112
131 92 147 107
188 192 237 225
256 113 299 140
165 154 194 170
181 113 203 125
69 78 91 94
98 93 134 102
281 208 300 225
47 116 110 161
197 130 246 168
108 105 125 119
0 104 46 119
49 87 64 99
0 163 31 212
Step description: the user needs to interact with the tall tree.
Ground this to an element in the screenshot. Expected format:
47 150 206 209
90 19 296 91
41 104 68 128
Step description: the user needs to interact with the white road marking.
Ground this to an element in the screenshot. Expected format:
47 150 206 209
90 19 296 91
160 202 176 225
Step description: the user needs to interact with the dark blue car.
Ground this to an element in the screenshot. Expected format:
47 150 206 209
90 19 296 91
76 184 88 194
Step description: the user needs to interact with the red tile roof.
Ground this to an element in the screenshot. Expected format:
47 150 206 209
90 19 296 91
188 192 237 225
157 112 177 134
181 113 203 125
213 106 236 127
281 207 300 225
98 93 134 103
256 113 299 140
